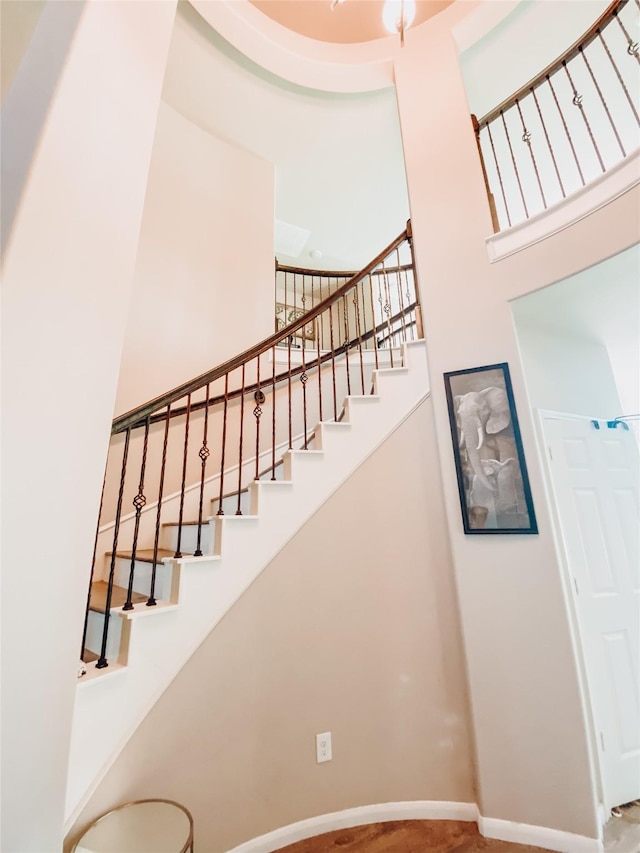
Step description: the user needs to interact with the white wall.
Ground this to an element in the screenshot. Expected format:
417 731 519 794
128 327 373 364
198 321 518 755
394 1 640 839
514 324 622 417
114 102 275 416
0 2 177 849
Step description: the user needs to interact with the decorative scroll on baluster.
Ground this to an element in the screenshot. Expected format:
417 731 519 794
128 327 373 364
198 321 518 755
124 417 150 610
194 386 210 557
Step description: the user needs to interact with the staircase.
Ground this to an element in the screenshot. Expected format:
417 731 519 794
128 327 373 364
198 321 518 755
66 227 427 827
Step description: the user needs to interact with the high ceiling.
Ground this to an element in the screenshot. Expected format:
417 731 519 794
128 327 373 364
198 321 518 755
249 0 453 44
164 2 416 270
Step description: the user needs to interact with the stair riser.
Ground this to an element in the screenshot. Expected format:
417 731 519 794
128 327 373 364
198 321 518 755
84 610 122 661
161 522 215 556
108 556 173 603
210 490 252 517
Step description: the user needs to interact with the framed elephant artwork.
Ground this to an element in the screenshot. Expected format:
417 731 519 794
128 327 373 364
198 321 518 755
443 363 538 535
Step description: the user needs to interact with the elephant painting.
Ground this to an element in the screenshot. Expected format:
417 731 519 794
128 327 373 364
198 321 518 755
444 364 537 534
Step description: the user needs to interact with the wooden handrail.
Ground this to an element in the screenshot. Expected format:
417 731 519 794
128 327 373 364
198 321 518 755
113 226 412 435
477 0 625 127
276 262 413 277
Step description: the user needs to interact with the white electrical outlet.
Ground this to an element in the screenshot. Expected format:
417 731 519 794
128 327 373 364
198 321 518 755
316 731 332 763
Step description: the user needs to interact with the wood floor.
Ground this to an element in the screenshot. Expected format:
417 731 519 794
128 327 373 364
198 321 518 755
273 820 551 853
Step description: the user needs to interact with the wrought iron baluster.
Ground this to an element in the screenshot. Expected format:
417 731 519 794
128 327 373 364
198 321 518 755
236 364 246 515
597 28 640 125
254 359 262 479
500 108 529 219
485 120 512 227
149 403 171 605
194 385 210 557
580 44 626 157
124 417 150 610
174 395 191 558
367 274 380 370
381 259 395 367
395 247 408 346
81 469 106 662
300 330 309 449
613 6 640 62
316 310 323 424
343 293 351 395
531 84 566 198
287 329 293 449
515 97 547 209
329 291 338 421
546 72 586 186
97 428 131 669
271 346 277 480
217 374 229 515
562 60 606 172
353 282 365 395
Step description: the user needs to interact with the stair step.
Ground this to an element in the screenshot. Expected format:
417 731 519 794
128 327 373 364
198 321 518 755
89 581 147 613
81 649 99 664
108 548 178 563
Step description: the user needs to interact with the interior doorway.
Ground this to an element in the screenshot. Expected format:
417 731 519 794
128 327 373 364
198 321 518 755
511 244 640 817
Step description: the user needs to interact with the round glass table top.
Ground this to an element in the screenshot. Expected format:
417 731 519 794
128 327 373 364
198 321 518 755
73 799 193 853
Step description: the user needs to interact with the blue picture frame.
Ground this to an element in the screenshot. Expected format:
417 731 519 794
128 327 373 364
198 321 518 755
443 362 538 534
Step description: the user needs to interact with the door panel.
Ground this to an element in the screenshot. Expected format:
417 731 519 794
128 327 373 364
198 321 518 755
543 414 639 811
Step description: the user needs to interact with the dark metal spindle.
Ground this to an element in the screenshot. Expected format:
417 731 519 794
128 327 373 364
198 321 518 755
381 260 395 368
367 274 380 369
500 109 530 219
148 404 171 605
300 331 309 449
546 73 586 186
515 98 547 208
531 85 567 198
353 284 365 395
124 417 150 610
328 293 338 421
174 395 191 558
194 385 211 557
485 120 512 227
395 248 408 345
343 294 351 395
287 329 293 449
96 428 131 669
81 471 106 662
316 313 323 424
562 60 606 172
236 364 246 515
254 359 262 479
271 346 277 480
613 7 640 63
580 45 627 157
217 375 229 515
597 28 640 125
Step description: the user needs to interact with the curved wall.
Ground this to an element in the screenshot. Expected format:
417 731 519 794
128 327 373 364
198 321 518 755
395 0 638 839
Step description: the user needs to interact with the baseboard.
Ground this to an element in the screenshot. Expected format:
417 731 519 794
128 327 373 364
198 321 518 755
227 801 603 853
225 800 478 853
478 815 602 853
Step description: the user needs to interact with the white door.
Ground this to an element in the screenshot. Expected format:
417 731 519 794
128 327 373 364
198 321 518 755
542 413 640 811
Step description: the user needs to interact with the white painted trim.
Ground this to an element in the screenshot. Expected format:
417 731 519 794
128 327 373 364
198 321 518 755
478 815 602 853
225 801 478 853
486 149 640 262
225 801 603 853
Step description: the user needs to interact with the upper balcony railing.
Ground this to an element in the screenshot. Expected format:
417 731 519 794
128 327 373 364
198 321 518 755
474 0 639 232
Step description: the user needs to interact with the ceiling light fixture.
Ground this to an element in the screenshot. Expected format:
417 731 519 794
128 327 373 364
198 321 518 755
330 0 415 46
